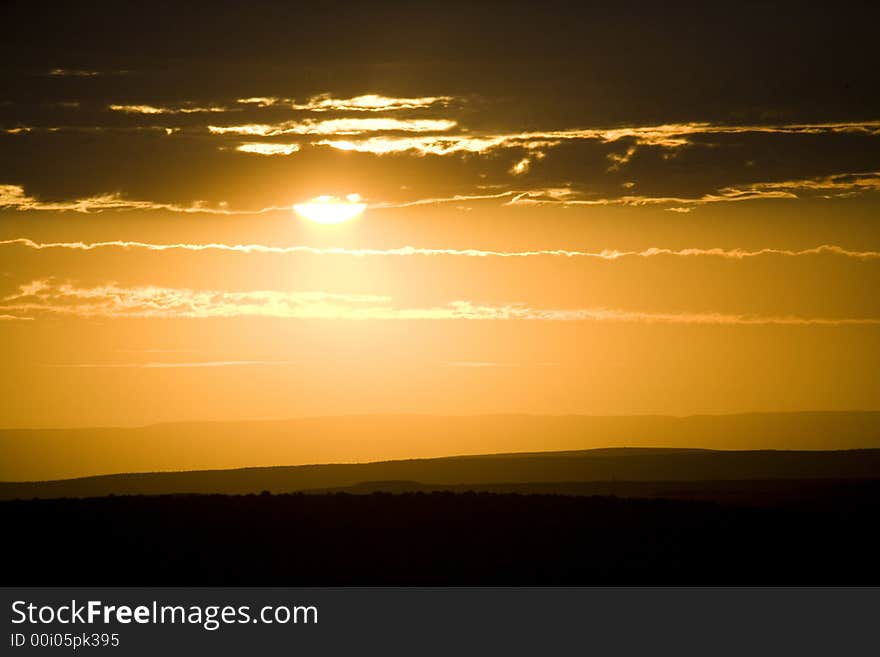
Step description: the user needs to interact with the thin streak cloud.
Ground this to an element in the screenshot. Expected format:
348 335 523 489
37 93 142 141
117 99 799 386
209 118 457 137
2 171 877 217
505 172 880 208
312 120 880 155
315 135 539 155
47 68 130 77
291 93 453 112
109 104 232 114
3 280 879 326
236 97 289 107
234 94 452 111
234 142 300 155
0 185 286 215
3 238 880 261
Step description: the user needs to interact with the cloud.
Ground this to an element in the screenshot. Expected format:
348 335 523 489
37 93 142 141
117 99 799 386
109 104 231 114
3 280 878 326
506 172 880 208
0 185 285 215
209 118 456 137
2 170 877 218
0 186 508 216
236 97 292 107
316 134 550 155
3 238 880 261
506 188 795 208
46 68 129 77
1 280 394 320
291 93 453 112
234 142 300 156
606 145 637 171
14 103 880 170
718 172 880 199
510 157 532 175
310 120 880 155
371 191 521 207
573 120 880 147
233 94 453 111
4 125 181 135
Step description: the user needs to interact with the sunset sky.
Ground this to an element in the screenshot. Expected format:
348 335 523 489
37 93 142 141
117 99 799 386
1 2 879 429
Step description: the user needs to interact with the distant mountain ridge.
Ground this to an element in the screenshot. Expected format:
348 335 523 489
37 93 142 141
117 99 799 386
2 411 879 482
2 446 879 500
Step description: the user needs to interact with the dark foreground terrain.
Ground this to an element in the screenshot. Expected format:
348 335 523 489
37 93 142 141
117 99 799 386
3 480 879 585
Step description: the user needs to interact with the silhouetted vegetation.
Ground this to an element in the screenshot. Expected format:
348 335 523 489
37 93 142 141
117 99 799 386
3 486 879 585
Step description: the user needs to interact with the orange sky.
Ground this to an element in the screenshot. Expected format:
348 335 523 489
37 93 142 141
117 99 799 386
1 193 879 428
1 3 879 430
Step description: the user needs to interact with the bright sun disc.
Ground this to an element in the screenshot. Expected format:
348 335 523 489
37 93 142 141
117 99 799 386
293 194 366 224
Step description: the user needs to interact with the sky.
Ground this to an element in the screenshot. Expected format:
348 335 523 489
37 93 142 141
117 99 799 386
1 1 879 428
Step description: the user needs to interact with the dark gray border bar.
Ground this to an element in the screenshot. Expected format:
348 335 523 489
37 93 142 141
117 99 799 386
2 588 876 655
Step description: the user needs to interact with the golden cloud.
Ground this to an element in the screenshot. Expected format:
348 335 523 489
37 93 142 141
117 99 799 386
506 172 880 208
209 117 456 137
311 120 880 156
234 142 300 156
2 171 877 218
0 185 281 215
109 104 231 114
4 280 878 325
292 93 453 112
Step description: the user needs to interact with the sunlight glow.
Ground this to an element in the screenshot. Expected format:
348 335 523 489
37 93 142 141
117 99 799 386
293 194 366 224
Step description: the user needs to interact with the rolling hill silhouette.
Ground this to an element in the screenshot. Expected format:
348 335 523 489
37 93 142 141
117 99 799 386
2 446 879 500
3 411 879 483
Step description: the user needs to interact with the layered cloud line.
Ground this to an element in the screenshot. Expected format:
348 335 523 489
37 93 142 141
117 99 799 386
0 184 520 215
505 172 880 208
301 119 880 156
0 185 285 215
10 115 878 154
105 94 451 116
3 238 880 261
290 94 453 112
206 118 880 153
2 280 878 326
208 117 457 137
109 104 232 114
4 170 878 218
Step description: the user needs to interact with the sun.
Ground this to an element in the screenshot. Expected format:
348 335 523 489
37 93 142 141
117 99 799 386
293 194 366 224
